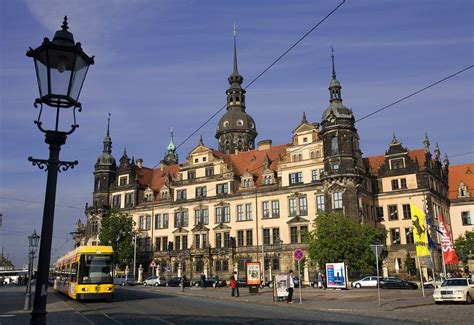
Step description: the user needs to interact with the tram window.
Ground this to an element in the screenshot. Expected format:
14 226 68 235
71 263 78 282
79 254 113 284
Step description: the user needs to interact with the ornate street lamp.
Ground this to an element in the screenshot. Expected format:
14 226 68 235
26 16 94 325
24 230 40 310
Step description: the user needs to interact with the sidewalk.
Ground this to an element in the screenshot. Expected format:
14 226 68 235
0 285 85 324
151 285 434 314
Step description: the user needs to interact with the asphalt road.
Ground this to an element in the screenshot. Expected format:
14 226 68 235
55 286 413 324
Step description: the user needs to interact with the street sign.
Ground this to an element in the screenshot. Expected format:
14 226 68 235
370 244 384 258
150 261 156 268
293 249 304 261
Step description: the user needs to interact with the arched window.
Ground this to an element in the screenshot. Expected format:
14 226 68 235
298 154 303 161
331 136 338 155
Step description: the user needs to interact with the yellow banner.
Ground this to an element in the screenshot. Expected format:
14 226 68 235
410 204 430 256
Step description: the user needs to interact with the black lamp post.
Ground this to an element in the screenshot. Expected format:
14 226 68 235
24 230 40 310
26 16 94 325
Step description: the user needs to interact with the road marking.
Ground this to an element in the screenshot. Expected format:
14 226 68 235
148 315 175 324
103 313 122 324
74 311 95 325
0 315 15 318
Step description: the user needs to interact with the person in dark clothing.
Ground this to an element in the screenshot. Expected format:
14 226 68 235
233 271 239 297
200 273 205 288
286 270 295 303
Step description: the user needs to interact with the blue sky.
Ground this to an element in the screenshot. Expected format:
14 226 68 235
0 0 472 267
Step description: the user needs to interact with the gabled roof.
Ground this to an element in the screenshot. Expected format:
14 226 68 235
363 148 427 176
136 164 179 194
448 164 474 200
213 144 288 188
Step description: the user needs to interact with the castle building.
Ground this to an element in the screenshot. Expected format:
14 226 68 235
84 34 464 283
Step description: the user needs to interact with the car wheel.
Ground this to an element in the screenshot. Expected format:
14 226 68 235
155 283 159 287
435 301 443 305
269 283 273 288
380 284 386 289
144 283 147 286
466 293 472 305
355 283 361 289
121 283 125 286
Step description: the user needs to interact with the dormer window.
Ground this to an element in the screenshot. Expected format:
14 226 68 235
458 182 469 198
203 157 207 162
303 137 308 143
160 190 169 200
144 188 154 202
390 158 404 170
118 175 129 186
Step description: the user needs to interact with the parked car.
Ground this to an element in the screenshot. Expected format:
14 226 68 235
193 277 216 288
352 276 382 288
433 278 473 304
167 277 191 287
143 276 166 287
379 277 418 289
114 275 136 286
237 277 248 287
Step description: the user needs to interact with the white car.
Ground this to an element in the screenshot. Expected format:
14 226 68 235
143 276 166 287
433 278 473 304
352 276 382 288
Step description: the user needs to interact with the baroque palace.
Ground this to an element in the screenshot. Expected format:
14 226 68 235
83 33 473 283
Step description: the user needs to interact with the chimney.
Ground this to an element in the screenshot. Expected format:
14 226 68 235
136 158 143 168
258 139 272 151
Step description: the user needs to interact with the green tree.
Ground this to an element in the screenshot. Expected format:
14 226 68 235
404 252 416 276
99 209 137 268
305 213 387 275
454 230 474 265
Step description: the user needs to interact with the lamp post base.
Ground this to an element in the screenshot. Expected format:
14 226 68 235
24 292 31 311
30 310 47 325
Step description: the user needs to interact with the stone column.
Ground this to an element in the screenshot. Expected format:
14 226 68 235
303 261 310 285
178 260 182 277
138 264 144 283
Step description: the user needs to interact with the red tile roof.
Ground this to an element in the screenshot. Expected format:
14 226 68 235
364 148 427 176
136 164 179 192
448 163 474 200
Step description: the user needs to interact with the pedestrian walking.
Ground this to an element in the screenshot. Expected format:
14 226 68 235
200 273 205 288
230 276 237 297
317 272 323 289
233 271 239 297
321 273 326 290
286 270 295 303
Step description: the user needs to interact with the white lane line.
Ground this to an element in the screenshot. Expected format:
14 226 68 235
103 313 122 324
74 311 95 325
148 315 175 324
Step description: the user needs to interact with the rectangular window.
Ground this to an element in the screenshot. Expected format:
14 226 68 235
205 167 214 177
217 183 228 195
202 234 207 247
112 195 121 208
215 260 221 272
300 226 308 242
175 236 181 251
174 210 188 228
246 230 253 246
144 237 151 251
216 233 222 248
236 204 244 221
272 228 280 244
332 163 339 171
146 215 151 230
316 195 325 213
290 227 298 244
155 237 161 251
223 232 230 248
194 234 200 249
272 257 280 271
222 260 229 272
125 193 134 207
376 207 384 221
119 175 128 186
195 186 207 198
195 209 209 225
237 230 244 247
289 172 303 185
405 228 414 244
162 237 168 251
333 192 343 209
139 216 145 230
187 170 196 180
262 201 270 218
245 203 252 220
390 158 404 170
299 197 308 216
216 206 230 223
391 179 399 190
390 228 401 245
163 213 169 228
263 228 270 245
269 200 279 218
182 235 188 249
462 211 472 225
388 205 398 220
319 168 325 179
402 204 411 220
400 178 407 189
311 170 318 182
155 214 161 229
289 198 297 216
176 189 187 200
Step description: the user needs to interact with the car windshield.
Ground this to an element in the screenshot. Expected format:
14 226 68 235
441 279 467 287
79 254 113 284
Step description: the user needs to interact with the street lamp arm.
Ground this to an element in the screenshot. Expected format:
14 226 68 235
28 156 78 172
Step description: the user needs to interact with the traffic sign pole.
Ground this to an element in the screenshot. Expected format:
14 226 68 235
298 260 302 304
293 249 304 304
376 246 381 306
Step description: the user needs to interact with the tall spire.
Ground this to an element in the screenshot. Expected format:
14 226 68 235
423 133 430 153
167 127 176 152
331 46 336 79
107 112 111 136
103 113 112 154
162 127 178 166
233 23 238 75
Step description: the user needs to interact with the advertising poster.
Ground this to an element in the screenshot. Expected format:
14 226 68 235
246 262 261 286
274 274 288 298
325 262 346 288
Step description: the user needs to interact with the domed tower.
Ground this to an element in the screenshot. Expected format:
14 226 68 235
320 49 364 219
216 25 257 154
162 127 179 166
93 114 117 208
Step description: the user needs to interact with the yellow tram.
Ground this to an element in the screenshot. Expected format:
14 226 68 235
54 245 114 300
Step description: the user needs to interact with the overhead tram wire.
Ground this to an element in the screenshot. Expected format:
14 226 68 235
355 65 473 123
157 0 347 166
0 196 83 210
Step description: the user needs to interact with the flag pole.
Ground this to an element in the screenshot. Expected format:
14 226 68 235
416 255 425 298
